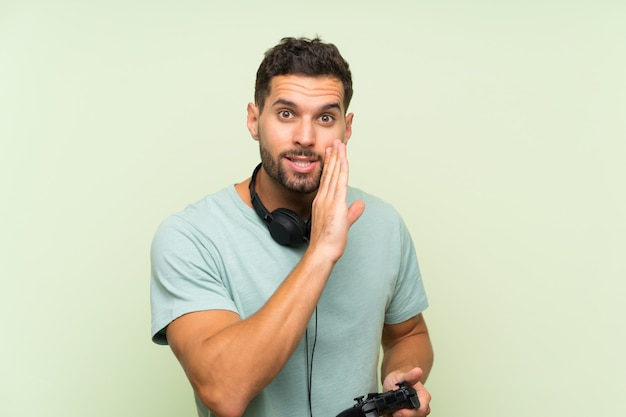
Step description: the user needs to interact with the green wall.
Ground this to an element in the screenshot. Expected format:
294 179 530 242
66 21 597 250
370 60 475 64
1 1 624 416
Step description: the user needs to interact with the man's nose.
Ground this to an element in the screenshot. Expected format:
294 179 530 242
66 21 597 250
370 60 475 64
294 120 316 147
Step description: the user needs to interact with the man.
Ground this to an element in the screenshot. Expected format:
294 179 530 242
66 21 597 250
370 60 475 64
151 37 433 417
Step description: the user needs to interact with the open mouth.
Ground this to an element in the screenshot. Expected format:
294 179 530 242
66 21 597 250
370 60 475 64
289 158 314 167
284 155 319 173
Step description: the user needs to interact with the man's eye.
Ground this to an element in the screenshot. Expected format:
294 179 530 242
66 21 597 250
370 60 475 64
320 114 334 123
279 110 293 119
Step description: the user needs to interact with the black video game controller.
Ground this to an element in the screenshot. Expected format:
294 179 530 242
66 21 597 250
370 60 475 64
335 381 420 417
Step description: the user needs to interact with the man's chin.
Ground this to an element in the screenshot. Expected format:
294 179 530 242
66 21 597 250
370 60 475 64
284 181 319 195
280 172 320 194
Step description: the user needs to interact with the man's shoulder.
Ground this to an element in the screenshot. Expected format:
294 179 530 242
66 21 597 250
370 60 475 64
345 187 409 242
347 186 398 215
172 185 237 220
154 185 243 239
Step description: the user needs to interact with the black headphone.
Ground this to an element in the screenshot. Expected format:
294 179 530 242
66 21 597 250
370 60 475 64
249 163 311 247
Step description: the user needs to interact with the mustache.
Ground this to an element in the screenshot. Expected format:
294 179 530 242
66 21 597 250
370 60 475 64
279 150 323 161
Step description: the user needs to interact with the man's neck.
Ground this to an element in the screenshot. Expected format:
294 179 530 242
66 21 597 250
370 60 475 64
235 174 315 220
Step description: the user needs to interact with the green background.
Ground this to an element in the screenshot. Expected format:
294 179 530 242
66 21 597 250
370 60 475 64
1 1 624 416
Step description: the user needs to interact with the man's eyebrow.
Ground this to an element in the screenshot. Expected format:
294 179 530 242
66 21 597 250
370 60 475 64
321 102 342 112
270 99 342 112
271 98 296 108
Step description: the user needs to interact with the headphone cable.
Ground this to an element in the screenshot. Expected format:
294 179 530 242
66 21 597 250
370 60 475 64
305 307 318 417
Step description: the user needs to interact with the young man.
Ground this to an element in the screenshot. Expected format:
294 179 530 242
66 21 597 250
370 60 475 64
151 37 433 417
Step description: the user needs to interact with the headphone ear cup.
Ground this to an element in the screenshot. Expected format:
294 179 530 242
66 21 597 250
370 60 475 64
268 208 310 247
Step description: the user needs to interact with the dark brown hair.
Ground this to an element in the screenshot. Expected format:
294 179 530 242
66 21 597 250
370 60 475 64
254 37 353 112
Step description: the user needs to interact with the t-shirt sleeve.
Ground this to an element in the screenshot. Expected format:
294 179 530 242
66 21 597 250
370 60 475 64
384 216 429 324
150 214 238 345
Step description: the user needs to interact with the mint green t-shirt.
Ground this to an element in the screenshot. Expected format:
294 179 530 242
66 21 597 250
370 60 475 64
150 185 428 417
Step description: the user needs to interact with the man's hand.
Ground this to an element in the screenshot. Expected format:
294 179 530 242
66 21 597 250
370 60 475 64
383 368 432 417
308 140 365 261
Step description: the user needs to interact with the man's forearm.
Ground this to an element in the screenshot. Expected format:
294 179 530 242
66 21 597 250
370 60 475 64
381 317 434 384
173 249 337 417
383 334 433 380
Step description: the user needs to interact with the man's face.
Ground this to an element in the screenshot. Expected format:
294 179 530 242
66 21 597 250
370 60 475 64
247 74 353 194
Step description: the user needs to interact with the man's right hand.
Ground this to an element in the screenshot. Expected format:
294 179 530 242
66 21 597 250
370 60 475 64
308 139 365 262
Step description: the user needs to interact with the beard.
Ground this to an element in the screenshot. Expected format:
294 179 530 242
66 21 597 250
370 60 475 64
259 144 324 194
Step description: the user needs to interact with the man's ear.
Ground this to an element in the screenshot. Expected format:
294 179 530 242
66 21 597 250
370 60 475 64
343 112 354 144
247 102 260 140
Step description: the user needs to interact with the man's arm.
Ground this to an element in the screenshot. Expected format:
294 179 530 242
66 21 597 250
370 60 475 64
166 141 365 417
381 313 434 416
167 252 335 417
